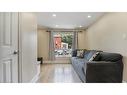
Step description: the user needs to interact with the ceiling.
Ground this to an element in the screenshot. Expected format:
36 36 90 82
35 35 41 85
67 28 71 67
37 12 105 29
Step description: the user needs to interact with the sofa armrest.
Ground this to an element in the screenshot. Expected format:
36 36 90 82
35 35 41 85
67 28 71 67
85 61 123 83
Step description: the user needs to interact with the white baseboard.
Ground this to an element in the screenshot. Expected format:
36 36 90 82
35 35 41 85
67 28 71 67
43 60 70 64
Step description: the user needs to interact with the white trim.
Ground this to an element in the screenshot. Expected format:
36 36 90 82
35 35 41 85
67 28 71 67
43 60 70 64
18 13 23 83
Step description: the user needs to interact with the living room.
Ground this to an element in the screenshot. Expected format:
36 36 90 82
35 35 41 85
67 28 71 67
0 12 126 83
1 0 127 95
37 12 127 83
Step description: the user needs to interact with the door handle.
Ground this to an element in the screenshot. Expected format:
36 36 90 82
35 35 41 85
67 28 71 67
13 50 18 55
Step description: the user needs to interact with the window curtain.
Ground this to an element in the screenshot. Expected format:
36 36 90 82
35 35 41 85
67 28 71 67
49 31 55 60
72 31 78 50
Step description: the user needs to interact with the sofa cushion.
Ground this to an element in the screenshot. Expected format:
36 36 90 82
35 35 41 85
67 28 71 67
99 52 123 62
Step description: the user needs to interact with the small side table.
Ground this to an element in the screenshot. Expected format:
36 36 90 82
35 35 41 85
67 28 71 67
37 57 43 64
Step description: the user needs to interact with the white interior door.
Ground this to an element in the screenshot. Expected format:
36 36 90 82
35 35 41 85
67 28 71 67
0 13 18 83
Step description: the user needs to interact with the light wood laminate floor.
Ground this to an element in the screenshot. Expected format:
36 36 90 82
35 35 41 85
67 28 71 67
37 64 82 83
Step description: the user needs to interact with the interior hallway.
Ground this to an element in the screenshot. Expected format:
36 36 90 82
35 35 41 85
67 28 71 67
37 64 82 83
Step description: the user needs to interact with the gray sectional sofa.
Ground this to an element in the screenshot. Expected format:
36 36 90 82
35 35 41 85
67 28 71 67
71 49 123 83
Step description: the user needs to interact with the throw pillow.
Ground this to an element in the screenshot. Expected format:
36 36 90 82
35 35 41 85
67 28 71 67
77 50 85 58
89 52 100 61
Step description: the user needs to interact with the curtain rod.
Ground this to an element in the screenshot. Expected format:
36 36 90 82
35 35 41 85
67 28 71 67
46 29 85 31
38 27 86 32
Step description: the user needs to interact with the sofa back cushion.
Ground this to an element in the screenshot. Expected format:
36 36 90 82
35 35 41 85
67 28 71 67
84 50 97 61
99 52 123 62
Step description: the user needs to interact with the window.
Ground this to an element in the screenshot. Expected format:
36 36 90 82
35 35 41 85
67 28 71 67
53 32 73 58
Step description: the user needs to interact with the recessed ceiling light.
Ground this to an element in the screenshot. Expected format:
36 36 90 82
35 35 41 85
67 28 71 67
52 14 56 17
79 25 82 27
88 15 91 18
55 25 59 27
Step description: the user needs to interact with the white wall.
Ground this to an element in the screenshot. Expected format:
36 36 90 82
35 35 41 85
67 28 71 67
86 13 127 81
37 29 49 61
19 13 38 82
78 31 88 49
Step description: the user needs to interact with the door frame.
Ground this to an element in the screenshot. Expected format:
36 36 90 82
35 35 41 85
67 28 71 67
18 13 24 83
